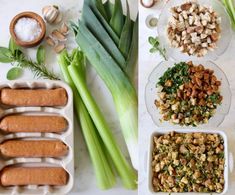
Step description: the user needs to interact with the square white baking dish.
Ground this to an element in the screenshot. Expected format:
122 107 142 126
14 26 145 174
147 129 232 195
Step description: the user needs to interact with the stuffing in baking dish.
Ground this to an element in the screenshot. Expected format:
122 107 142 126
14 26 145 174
152 132 225 192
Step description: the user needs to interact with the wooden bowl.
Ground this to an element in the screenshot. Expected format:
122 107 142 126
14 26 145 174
10 12 46 48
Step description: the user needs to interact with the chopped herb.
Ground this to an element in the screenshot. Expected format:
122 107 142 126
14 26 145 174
158 62 189 94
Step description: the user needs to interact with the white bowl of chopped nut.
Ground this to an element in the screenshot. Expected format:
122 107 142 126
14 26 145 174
147 129 232 194
145 61 231 127
158 0 232 60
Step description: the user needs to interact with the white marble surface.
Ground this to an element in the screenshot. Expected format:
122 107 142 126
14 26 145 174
138 1 235 195
0 0 137 195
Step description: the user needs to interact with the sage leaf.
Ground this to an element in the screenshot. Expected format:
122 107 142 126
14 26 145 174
7 67 23 80
9 38 20 53
0 47 13 63
36 45 46 64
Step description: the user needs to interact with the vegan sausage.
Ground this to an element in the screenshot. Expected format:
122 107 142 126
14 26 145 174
0 115 68 133
0 88 67 107
0 167 68 186
0 140 68 158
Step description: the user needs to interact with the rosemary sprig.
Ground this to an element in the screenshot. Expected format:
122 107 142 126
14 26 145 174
0 38 60 80
148 36 167 60
13 49 60 80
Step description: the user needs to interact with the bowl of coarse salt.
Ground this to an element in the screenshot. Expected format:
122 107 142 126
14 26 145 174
10 12 46 47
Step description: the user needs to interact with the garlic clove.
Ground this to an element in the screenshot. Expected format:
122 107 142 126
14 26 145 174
54 12 63 24
60 23 69 35
46 36 56 46
51 30 66 41
42 5 59 24
54 43 65 53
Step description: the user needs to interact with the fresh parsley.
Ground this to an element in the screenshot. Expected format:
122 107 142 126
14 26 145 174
148 36 167 60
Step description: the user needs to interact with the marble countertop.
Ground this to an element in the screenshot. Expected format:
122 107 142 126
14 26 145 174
0 0 137 195
138 1 235 195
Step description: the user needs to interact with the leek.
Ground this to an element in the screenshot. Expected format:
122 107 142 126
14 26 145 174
82 3 126 68
85 0 119 45
126 15 139 84
110 0 124 36
104 0 114 21
74 21 138 170
90 0 108 21
58 49 116 189
119 1 132 58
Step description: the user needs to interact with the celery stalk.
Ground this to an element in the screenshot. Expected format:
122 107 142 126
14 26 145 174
74 22 138 170
68 64 137 189
58 49 116 189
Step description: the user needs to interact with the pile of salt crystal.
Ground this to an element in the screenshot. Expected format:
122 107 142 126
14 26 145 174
14 17 42 42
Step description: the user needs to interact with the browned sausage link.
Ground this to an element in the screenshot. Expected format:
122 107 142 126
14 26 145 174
0 115 68 133
0 88 68 107
0 140 68 158
1 167 68 186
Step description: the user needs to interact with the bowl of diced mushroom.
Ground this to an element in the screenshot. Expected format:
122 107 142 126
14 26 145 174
145 61 231 127
158 0 232 60
147 129 231 194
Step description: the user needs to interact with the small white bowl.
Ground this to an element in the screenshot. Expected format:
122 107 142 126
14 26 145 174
147 129 232 195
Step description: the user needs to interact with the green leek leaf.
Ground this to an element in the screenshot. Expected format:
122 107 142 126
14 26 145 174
126 15 138 83
84 0 119 45
110 0 124 37
82 4 126 70
104 0 114 21
119 0 133 58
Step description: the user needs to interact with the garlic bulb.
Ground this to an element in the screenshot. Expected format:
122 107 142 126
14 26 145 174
42 5 61 24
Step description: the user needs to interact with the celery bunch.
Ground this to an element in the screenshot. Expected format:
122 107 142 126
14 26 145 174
58 49 137 189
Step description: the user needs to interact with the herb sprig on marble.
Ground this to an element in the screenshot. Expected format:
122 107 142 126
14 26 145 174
148 36 167 60
0 38 60 80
